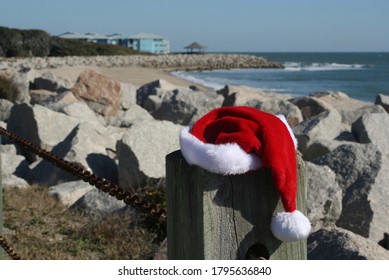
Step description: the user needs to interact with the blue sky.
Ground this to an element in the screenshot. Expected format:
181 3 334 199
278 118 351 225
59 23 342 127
1 0 388 52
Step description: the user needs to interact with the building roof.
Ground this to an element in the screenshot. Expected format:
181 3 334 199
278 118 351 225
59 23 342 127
184 42 206 49
58 32 109 40
58 32 168 41
128 33 167 40
84 32 109 40
107 33 124 39
58 32 86 40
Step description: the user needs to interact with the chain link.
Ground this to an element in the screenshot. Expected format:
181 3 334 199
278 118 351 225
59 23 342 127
0 236 21 260
0 126 168 260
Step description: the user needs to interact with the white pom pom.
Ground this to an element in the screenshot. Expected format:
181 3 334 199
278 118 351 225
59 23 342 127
270 210 311 242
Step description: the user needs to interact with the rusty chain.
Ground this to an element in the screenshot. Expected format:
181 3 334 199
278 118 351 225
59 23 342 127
0 126 167 260
0 236 21 260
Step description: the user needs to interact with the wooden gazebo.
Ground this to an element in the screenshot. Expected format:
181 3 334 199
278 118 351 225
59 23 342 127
184 42 206 54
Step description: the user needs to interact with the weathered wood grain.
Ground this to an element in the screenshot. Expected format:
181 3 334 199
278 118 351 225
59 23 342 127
166 150 307 260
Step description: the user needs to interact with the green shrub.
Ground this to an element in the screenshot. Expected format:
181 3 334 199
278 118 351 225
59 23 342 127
0 26 146 57
0 75 20 102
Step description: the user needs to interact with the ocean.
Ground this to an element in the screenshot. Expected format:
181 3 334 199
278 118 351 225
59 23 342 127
172 52 389 103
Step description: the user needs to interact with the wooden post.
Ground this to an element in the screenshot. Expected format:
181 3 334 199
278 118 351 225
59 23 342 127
166 150 307 260
0 135 3 259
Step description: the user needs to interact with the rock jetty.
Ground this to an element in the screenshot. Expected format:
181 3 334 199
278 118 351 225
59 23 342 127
0 53 283 71
1 57 389 259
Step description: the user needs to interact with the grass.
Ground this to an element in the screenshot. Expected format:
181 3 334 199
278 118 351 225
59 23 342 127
2 184 166 260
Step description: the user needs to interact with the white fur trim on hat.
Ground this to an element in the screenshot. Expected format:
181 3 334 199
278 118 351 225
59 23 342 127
270 210 311 242
179 126 262 175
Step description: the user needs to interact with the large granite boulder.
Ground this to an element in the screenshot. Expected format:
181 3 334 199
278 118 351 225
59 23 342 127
0 144 30 188
292 110 342 154
30 71 71 93
303 138 345 162
289 96 333 120
217 85 285 107
117 120 182 192
49 180 94 207
341 105 386 125
120 82 137 110
7 103 79 162
60 101 106 126
352 113 389 158
375 93 389 113
245 98 303 126
71 69 122 117
308 227 389 260
31 122 118 186
150 88 223 125
70 188 126 217
314 143 389 243
136 79 179 107
0 98 13 121
7 68 39 103
108 104 153 127
306 162 342 232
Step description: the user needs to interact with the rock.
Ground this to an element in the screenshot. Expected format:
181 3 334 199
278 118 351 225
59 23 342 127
60 101 106 125
245 98 303 125
314 143 380 191
292 110 342 154
108 104 153 127
341 105 386 125
217 85 285 107
314 143 389 242
0 98 13 121
306 162 342 231
30 90 79 112
289 96 333 120
2 175 30 189
49 180 94 207
311 90 371 112
352 113 389 158
71 69 122 117
136 79 178 107
120 82 137 110
29 89 57 105
308 227 389 260
310 90 350 100
31 71 71 93
151 88 223 125
303 138 344 161
1 144 31 188
143 94 163 113
375 93 389 113
117 120 182 191
2 67 40 104
1 144 30 178
7 103 79 162
31 122 118 186
71 188 126 216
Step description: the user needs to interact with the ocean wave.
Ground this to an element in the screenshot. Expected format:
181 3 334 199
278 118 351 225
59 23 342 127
171 71 225 89
283 62 366 71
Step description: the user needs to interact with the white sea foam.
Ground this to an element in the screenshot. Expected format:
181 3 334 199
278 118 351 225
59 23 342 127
284 62 365 71
171 71 225 89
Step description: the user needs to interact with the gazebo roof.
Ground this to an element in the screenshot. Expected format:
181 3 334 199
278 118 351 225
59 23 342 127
184 42 206 49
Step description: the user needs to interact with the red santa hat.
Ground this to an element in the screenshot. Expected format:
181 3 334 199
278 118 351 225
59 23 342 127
179 106 311 242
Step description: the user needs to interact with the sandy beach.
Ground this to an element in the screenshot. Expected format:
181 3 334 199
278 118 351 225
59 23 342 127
1 53 283 91
36 65 207 89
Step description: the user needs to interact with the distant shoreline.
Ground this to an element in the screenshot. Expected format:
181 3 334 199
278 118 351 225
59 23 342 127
0 53 283 91
0 53 283 71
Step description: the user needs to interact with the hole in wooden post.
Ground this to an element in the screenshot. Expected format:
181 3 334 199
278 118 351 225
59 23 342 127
245 243 270 260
